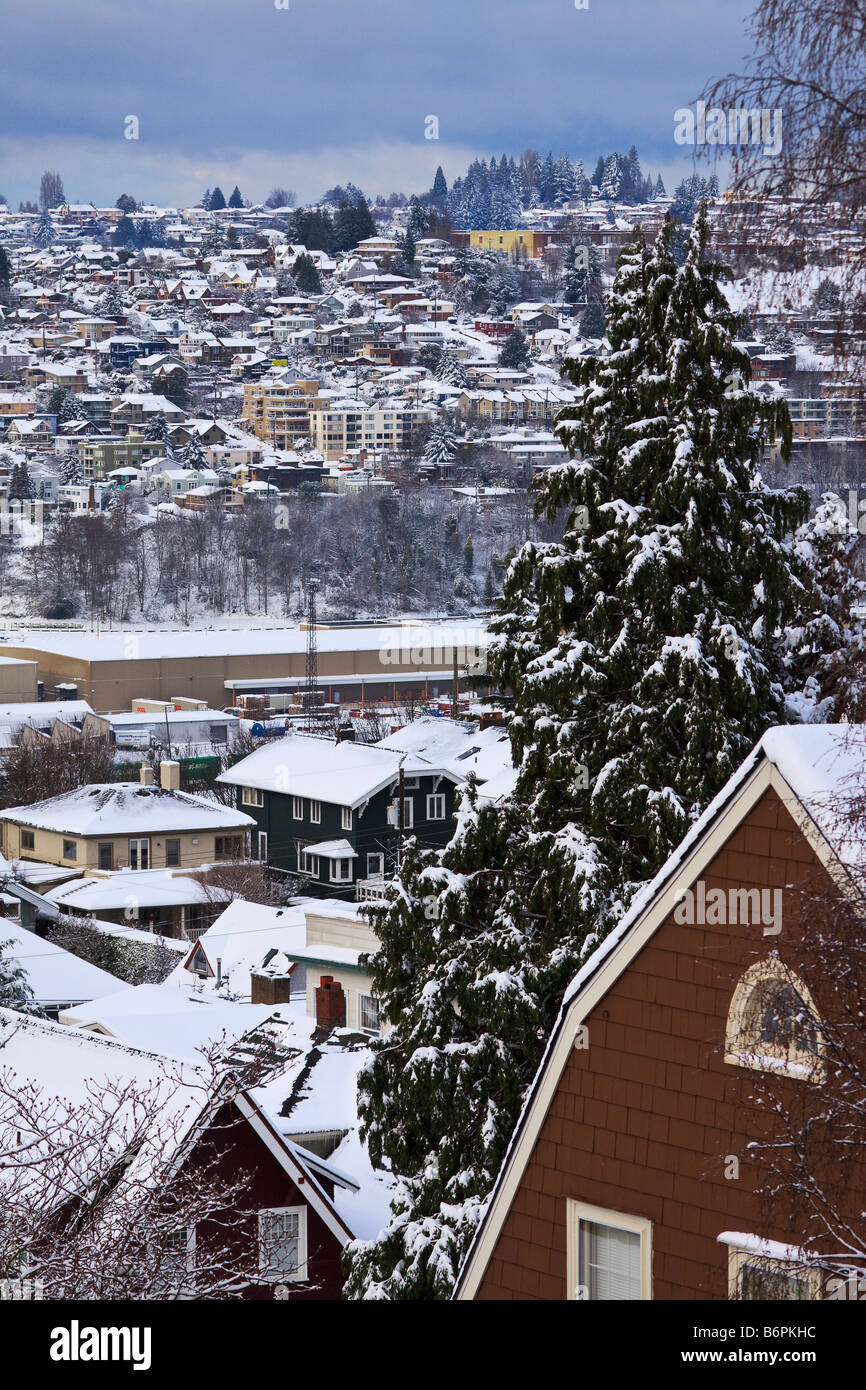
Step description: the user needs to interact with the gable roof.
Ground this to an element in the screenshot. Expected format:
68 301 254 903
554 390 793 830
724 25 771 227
0 782 256 835
454 723 866 1299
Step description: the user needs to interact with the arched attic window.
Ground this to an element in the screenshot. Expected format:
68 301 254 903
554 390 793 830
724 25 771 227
725 958 823 1081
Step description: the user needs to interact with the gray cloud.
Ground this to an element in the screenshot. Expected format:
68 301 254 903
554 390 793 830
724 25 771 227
0 0 751 205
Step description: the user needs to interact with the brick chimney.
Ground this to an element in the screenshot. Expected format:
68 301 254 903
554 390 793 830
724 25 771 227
160 760 181 791
315 975 346 1029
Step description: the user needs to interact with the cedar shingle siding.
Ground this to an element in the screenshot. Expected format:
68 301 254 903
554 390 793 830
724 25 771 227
474 789 855 1300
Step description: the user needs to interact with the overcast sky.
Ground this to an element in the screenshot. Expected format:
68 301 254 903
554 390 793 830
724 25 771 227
0 0 754 207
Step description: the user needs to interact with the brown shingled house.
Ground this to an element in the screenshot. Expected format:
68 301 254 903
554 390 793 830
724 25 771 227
456 725 866 1302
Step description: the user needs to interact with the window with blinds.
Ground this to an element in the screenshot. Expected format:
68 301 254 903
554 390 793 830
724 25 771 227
579 1220 642 1300
567 1201 650 1300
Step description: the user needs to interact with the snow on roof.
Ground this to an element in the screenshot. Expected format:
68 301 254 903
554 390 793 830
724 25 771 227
46 869 228 912
0 919 124 1005
217 732 408 806
0 700 93 728
261 1029 395 1240
307 839 357 859
0 782 256 836
3 622 489 664
377 715 512 784
165 895 365 998
59 983 309 1062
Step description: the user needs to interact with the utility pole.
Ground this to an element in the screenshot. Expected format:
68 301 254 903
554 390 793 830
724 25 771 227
304 577 319 731
451 649 459 719
397 764 405 872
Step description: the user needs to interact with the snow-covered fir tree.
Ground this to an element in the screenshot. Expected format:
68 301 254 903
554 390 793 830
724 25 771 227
178 432 206 471
437 347 467 387
34 207 55 248
600 153 622 200
498 325 530 369
344 208 811 1301
58 451 84 485
785 492 866 722
424 417 458 466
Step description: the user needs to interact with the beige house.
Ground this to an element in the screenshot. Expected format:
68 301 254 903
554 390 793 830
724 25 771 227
0 768 256 874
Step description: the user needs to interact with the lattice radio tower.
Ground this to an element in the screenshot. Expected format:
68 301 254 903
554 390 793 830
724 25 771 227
304 578 319 730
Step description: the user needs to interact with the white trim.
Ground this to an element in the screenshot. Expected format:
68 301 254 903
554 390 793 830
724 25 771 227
242 786 264 808
258 1205 307 1282
726 1243 821 1301
233 1092 356 1247
566 1199 652 1301
456 754 861 1300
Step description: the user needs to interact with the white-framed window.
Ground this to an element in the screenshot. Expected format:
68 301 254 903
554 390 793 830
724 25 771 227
309 799 321 824
726 1245 819 1301
242 786 263 808
257 830 268 862
427 793 446 820
403 776 419 791
128 838 150 870
300 849 319 877
258 1207 307 1281
162 1226 196 1291
566 1200 651 1301
725 959 823 1081
359 993 380 1035
403 797 414 829
341 806 352 831
292 796 304 820
366 852 385 880
330 857 353 883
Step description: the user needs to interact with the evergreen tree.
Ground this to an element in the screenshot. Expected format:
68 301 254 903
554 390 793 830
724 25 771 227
115 192 137 213
292 252 323 296
354 197 376 242
811 276 841 313
58 389 86 424
59 452 84 484
209 186 227 211
561 236 601 305
0 244 11 296
202 188 212 211
8 460 36 500
536 152 555 205
591 155 606 188
654 173 667 199
178 431 206 471
34 207 55 248
498 326 530 369
144 411 171 450
228 185 244 209
345 209 810 1301
401 228 416 265
437 347 467 387
463 534 474 576
112 215 136 249
424 418 458 465
430 166 448 207
600 153 622 200
580 298 607 338
0 939 36 1013
553 153 577 206
407 196 429 240
785 492 866 722
99 285 124 319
